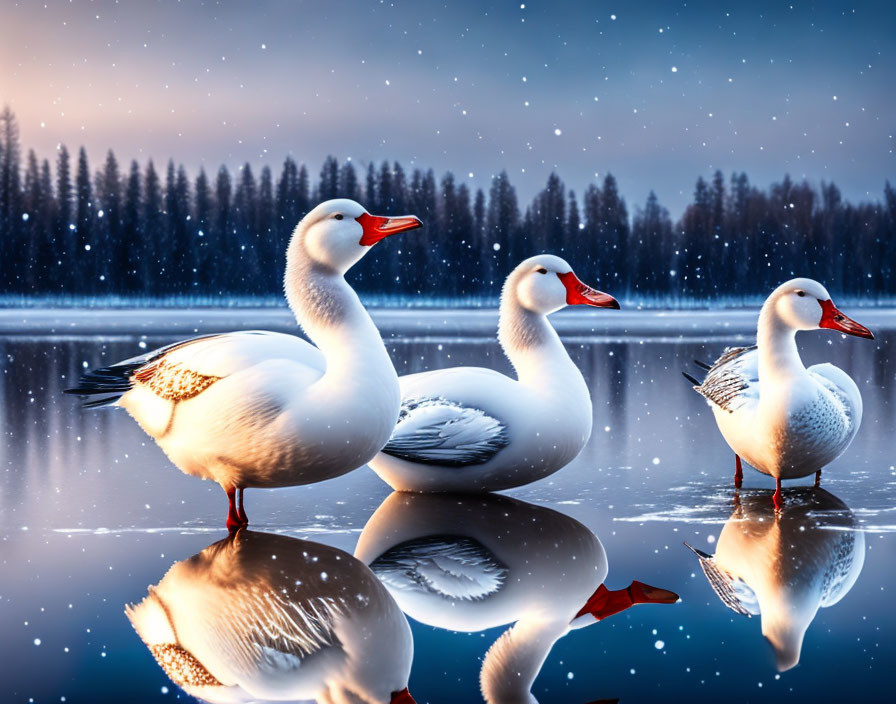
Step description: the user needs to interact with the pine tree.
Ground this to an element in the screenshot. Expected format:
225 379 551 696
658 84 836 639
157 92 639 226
50 145 74 291
391 162 408 213
212 165 233 293
486 171 519 274
257 165 276 292
193 168 212 292
233 164 259 293
95 150 122 291
22 150 41 290
378 161 393 210
338 160 360 201
365 162 377 211
75 147 94 292
0 106 23 290
455 183 474 294
173 165 192 289
142 160 164 294
38 158 55 292
318 156 339 201
296 164 310 218
598 173 628 292
581 184 602 280
121 160 142 293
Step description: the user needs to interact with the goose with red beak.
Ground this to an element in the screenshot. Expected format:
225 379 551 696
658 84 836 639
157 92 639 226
356 493 677 704
368 254 619 492
67 199 422 530
684 277 873 509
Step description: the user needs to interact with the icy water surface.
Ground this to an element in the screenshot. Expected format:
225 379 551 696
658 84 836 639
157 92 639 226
2 308 895 703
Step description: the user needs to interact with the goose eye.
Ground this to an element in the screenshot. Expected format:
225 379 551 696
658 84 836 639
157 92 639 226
536 267 548 275
796 290 806 297
333 214 344 220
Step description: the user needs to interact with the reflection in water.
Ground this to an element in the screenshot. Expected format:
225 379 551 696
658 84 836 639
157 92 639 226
687 488 865 671
126 530 416 703
3 324 895 702
355 493 678 703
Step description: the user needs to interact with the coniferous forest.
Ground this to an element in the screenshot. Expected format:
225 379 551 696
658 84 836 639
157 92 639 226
0 106 894 304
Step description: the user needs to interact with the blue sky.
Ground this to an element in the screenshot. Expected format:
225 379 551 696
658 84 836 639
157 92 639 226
1 0 893 215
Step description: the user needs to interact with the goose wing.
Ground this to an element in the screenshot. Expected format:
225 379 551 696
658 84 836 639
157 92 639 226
819 529 862 607
685 543 759 616
205 584 347 676
690 345 759 413
370 536 508 601
67 331 325 404
808 362 862 427
381 396 510 467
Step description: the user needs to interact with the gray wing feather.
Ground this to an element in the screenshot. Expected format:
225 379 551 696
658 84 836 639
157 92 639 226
685 543 759 616
370 536 508 601
65 331 272 399
693 345 759 413
382 397 510 467
212 586 346 674
819 530 858 606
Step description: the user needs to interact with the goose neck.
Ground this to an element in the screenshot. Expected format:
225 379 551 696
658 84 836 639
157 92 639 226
757 303 806 383
498 304 580 387
480 617 568 704
284 248 391 380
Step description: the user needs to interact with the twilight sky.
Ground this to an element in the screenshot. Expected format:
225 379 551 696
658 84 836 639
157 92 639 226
1 0 893 216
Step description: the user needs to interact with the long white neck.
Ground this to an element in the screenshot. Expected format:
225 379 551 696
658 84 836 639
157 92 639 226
480 617 569 704
498 301 584 391
284 235 393 385
757 299 806 384
759 591 815 672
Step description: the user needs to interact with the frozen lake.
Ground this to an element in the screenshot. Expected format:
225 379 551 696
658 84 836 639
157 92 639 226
2 308 894 703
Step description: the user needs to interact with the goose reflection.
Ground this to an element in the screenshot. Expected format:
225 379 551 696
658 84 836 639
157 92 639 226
126 530 417 703
687 488 865 671
355 493 678 703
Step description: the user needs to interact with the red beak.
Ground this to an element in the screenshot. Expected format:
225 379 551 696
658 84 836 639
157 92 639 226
575 580 680 623
390 687 417 704
818 299 874 339
356 212 422 246
557 271 620 309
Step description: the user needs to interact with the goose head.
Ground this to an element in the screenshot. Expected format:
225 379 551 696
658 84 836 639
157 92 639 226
766 277 873 339
296 198 422 274
505 254 619 316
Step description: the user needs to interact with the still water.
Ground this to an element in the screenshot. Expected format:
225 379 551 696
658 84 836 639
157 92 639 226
2 309 895 703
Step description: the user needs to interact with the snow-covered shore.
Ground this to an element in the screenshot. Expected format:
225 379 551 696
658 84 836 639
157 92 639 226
2 307 894 340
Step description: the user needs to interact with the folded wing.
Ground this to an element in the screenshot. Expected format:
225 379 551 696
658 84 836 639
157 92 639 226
370 536 508 601
690 345 759 413
381 397 510 467
67 330 325 406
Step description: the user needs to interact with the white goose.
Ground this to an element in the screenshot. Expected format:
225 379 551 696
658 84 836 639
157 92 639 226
367 255 619 493
127 530 417 703
686 488 865 671
355 492 678 704
67 199 422 530
685 278 873 508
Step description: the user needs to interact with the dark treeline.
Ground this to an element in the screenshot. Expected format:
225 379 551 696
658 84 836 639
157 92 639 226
1 107 894 302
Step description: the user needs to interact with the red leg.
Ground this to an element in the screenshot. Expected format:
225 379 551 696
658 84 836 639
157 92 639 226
226 487 242 532
734 455 744 489
237 487 248 525
772 477 784 511
814 469 821 488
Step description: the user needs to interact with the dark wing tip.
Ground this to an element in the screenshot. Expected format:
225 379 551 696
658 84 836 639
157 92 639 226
683 542 713 559
694 359 713 371
682 371 701 386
